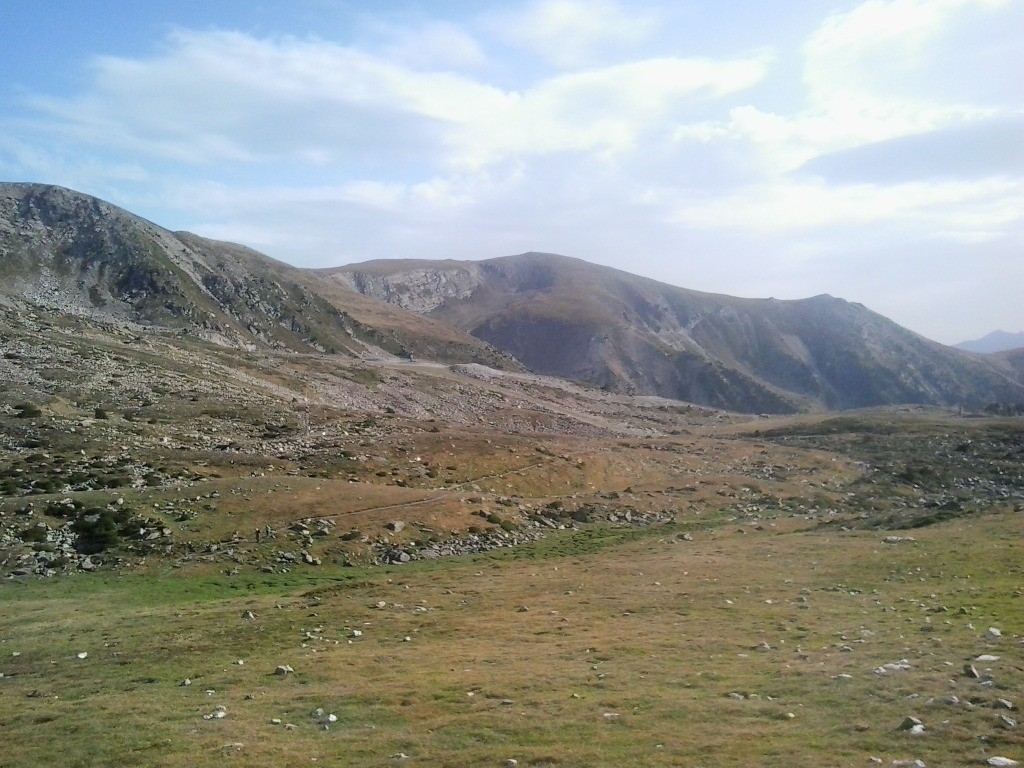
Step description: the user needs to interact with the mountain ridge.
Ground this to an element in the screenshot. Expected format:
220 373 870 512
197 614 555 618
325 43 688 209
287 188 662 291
3 182 1022 414
330 252 1024 413
954 329 1024 354
0 182 516 369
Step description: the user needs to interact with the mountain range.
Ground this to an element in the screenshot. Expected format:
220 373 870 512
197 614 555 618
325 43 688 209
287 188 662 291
328 254 1024 412
954 330 1024 354
2 182 1022 414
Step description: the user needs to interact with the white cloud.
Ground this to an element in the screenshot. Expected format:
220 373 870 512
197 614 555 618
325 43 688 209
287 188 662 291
671 0 1020 182
23 28 768 178
670 178 1023 238
801 0 1016 139
488 0 659 68
29 30 508 167
451 54 771 168
375 21 487 70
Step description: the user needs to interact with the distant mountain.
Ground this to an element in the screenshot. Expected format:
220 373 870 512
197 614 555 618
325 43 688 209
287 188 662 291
329 252 1024 413
4 184 1021 414
0 183 515 368
954 330 1024 354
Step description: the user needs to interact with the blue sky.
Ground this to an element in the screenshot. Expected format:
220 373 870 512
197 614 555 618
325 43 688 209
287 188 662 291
1 0 1021 344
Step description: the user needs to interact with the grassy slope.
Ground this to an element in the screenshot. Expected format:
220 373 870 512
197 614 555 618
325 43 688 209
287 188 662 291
2 511 1021 768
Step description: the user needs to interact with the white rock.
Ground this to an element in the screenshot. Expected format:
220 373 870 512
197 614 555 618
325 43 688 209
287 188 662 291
898 716 924 733
986 758 1019 767
985 627 1003 640
76 652 88 660
976 655 1001 662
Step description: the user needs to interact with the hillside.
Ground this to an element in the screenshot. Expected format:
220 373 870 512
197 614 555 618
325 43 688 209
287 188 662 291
955 330 1024 354
329 252 1024 413
0 183 514 368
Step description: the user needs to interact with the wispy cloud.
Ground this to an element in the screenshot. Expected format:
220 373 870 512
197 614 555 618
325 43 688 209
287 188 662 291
486 0 660 68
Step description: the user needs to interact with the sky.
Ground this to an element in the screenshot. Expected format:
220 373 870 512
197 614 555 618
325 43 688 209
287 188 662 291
1 0 1021 345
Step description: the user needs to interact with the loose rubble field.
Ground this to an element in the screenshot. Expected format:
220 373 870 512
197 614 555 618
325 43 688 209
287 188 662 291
1 309 1022 767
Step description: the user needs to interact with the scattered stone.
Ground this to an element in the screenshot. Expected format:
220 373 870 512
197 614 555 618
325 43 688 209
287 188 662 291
242 610 256 620
180 678 192 686
274 665 294 676
876 659 912 674
985 627 1003 640
994 699 1015 710
754 641 772 652
964 664 981 679
203 705 227 720
898 716 925 734
891 761 926 768
883 536 915 544
986 758 1019 767
76 652 88 660
976 654 1000 662
505 760 519 768
998 714 1018 729
386 520 405 533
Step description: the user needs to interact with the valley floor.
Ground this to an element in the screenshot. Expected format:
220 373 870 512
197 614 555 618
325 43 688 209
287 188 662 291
1 310 1022 766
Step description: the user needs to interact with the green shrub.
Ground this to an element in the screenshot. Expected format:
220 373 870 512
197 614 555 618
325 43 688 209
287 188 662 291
13 402 42 418
72 512 120 554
